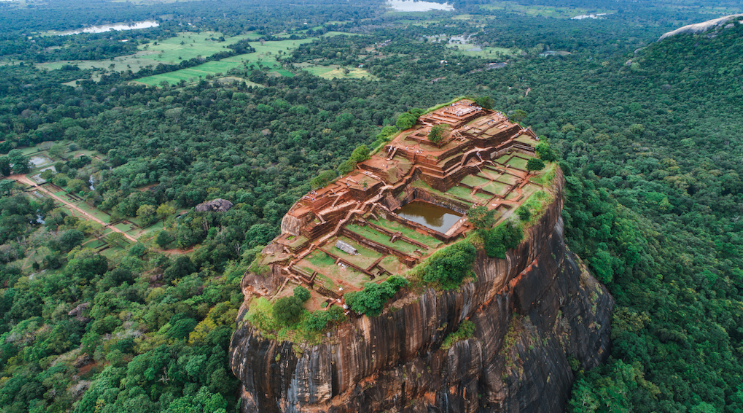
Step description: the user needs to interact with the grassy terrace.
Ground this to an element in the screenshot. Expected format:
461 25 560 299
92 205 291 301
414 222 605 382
461 175 490 188
306 249 335 268
475 192 493 201
496 173 520 185
515 135 538 147
506 156 529 170
446 185 481 203
346 224 420 255
301 256 369 289
367 217 443 248
315 273 336 290
325 236 382 269
411 180 473 207
478 169 501 181
482 181 510 196
379 256 406 275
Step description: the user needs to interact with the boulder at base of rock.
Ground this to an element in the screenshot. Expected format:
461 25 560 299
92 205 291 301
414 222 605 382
195 198 234 213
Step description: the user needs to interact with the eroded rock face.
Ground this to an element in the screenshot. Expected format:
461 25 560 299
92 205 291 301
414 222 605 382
230 184 614 413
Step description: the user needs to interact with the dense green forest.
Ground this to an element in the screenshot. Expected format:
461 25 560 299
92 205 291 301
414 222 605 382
1 0 742 412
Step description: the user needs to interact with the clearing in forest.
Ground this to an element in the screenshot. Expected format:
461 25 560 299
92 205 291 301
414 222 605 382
36 31 260 74
135 33 356 86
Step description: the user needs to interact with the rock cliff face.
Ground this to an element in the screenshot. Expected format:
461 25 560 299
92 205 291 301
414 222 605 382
230 177 614 413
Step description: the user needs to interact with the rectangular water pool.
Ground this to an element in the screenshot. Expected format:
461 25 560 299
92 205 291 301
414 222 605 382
396 201 463 233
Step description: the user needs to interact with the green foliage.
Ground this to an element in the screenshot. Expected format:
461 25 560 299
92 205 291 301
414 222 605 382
428 124 446 144
58 229 85 252
467 206 495 230
337 144 370 175
156 230 175 248
0 4 742 412
441 320 476 349
535 141 558 162
516 207 531 221
510 109 528 123
293 286 311 302
247 253 270 276
310 170 337 190
301 306 346 332
395 111 419 130
337 159 356 175
272 296 305 327
483 221 523 259
474 96 494 110
344 276 408 317
526 158 545 172
421 242 477 289
349 145 370 163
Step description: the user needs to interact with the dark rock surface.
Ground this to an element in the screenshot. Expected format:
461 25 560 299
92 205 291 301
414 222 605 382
230 177 614 413
195 198 233 212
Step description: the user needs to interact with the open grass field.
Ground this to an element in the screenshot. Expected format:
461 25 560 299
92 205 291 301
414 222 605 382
37 31 259 74
529 162 558 186
135 37 319 86
37 30 362 86
446 43 515 57
297 63 374 80
480 1 615 18
141 32 260 64
134 61 245 86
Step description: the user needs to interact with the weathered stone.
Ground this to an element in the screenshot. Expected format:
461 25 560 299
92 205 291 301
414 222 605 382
195 198 233 212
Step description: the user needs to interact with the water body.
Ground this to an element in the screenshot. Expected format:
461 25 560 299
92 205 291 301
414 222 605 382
57 20 159 35
387 0 454 12
396 201 462 233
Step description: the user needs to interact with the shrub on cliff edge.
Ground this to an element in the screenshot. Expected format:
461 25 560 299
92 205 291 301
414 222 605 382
302 306 346 332
345 276 408 317
422 241 477 289
484 221 523 259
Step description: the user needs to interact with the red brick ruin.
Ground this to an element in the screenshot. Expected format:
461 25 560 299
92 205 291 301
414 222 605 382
251 99 542 307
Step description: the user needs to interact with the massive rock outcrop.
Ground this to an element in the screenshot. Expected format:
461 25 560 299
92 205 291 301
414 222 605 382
230 176 614 412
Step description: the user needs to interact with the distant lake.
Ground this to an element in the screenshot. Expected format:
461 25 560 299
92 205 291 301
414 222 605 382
387 0 454 12
56 20 159 35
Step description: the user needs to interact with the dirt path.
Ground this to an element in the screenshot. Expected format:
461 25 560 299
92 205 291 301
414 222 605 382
9 174 138 243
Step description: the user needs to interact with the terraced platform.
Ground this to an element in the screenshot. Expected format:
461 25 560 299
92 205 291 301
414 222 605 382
250 99 544 309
